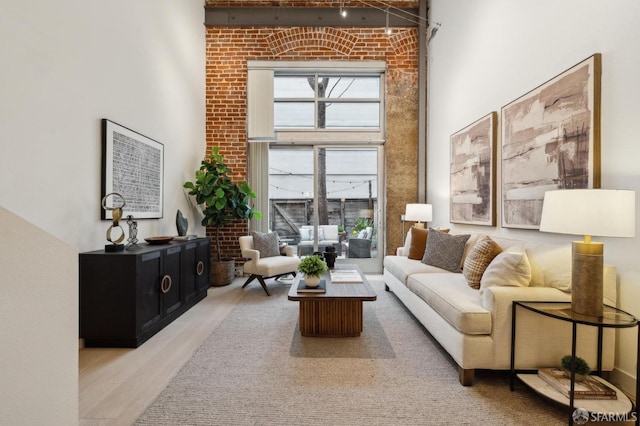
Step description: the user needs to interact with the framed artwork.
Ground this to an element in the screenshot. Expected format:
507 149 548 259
501 54 601 229
101 119 164 220
450 112 497 226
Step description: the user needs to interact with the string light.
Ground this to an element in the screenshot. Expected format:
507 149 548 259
270 180 372 196
385 8 392 35
339 0 348 18
354 0 442 42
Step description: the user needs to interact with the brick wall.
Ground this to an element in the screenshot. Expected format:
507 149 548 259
206 3 420 264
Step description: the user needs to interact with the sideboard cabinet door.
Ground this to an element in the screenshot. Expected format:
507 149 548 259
80 238 210 347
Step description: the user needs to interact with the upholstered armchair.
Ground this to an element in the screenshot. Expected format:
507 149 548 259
239 233 300 296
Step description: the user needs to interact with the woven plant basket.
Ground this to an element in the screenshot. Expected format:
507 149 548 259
210 259 235 287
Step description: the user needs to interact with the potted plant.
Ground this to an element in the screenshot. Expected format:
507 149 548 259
297 254 328 287
351 216 372 236
561 355 591 381
184 147 261 286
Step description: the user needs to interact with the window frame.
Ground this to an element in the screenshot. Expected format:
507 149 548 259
247 60 386 145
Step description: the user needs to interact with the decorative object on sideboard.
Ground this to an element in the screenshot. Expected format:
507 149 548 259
125 215 140 250
539 189 636 317
144 236 174 245
184 146 262 286
404 203 432 229
101 192 126 252
176 209 188 236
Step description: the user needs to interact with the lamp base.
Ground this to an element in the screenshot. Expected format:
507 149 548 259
571 241 604 317
413 222 425 229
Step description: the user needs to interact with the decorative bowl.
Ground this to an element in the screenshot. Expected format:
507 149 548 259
145 236 174 245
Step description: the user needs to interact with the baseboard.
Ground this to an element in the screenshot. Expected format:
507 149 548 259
610 367 637 401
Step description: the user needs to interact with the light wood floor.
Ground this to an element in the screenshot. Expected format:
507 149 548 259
79 277 249 426
80 274 635 426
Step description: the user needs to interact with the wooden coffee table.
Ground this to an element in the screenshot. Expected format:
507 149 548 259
287 264 377 337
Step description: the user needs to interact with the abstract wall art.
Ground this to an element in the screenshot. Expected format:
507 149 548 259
102 119 164 220
450 112 496 226
501 54 601 229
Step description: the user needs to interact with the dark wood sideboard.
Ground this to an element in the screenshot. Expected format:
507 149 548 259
80 238 210 348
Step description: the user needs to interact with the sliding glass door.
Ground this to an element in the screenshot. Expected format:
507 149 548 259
269 146 383 273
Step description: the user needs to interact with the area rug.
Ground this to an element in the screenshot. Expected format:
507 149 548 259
289 304 396 359
135 280 567 425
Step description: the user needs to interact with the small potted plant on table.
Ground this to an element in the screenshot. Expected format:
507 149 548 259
561 355 591 381
297 255 328 287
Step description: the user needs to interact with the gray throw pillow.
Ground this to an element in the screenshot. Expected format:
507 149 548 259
250 231 280 258
422 228 470 273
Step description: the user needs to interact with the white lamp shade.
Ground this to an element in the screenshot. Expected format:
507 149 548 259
404 203 433 222
539 189 636 237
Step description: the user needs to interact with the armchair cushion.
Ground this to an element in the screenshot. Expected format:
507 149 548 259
250 231 280 258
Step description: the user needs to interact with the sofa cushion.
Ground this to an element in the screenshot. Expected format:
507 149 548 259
401 229 413 256
479 245 531 296
250 231 280 258
300 228 311 241
383 255 450 285
407 273 492 335
422 229 470 273
463 236 502 289
526 243 571 291
322 225 339 241
408 227 429 260
300 226 327 242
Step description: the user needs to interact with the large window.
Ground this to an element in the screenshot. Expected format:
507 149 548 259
274 75 382 129
247 61 386 273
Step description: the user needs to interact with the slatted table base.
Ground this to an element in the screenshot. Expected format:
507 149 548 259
298 299 363 337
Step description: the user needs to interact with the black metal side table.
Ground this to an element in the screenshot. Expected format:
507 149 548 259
510 301 639 425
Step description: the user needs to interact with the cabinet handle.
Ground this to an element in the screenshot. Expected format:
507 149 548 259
196 260 205 276
161 275 172 294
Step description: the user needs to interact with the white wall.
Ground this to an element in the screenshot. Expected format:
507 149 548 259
427 0 640 395
0 1 206 424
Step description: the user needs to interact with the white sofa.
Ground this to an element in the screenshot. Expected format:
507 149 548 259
383 230 616 386
297 225 342 256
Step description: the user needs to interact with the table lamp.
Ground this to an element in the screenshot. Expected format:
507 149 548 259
404 204 433 228
539 189 636 317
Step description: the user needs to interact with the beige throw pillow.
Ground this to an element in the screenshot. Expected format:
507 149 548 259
479 245 532 296
463 236 502 289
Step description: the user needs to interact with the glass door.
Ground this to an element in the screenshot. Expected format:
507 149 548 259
269 146 383 273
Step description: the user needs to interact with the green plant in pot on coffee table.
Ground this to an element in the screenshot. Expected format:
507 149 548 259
298 255 328 287
184 146 261 286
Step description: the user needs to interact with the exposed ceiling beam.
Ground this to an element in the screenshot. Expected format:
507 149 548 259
205 7 420 27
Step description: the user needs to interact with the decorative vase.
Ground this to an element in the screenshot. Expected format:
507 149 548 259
304 275 321 287
323 250 337 268
176 209 188 236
